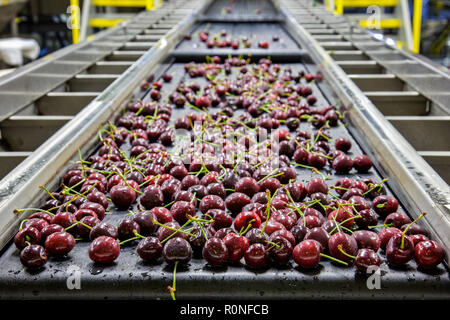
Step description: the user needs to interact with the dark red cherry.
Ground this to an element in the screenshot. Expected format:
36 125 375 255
328 232 358 263
79 202 106 221
306 178 328 196
14 227 41 250
269 235 293 265
304 227 330 251
354 249 381 273
408 234 429 246
51 212 75 229
222 233 248 264
89 236 120 263
400 223 429 237
150 207 173 224
89 222 118 240
384 212 411 228
206 182 226 199
140 185 164 210
77 216 100 238
353 155 373 173
199 195 225 214
157 221 187 242
353 230 380 252
379 227 402 251
234 211 261 232
235 177 259 197
293 239 322 268
335 138 351 153
414 240 444 269
290 225 309 244
202 238 228 267
372 195 398 217
23 218 49 232
162 237 192 265
385 233 414 265
244 243 269 268
137 237 163 261
170 201 196 224
44 232 75 256
206 209 232 230
40 224 65 243
133 211 158 235
355 209 378 229
332 154 353 173
225 192 251 215
20 245 47 268
118 219 141 241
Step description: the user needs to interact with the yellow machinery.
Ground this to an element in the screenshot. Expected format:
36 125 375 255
326 0 422 53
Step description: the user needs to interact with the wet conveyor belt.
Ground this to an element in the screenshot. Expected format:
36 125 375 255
0 0 448 300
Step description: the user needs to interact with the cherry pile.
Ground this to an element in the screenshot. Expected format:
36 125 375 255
13 57 444 283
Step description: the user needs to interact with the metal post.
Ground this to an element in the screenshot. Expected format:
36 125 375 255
413 0 422 53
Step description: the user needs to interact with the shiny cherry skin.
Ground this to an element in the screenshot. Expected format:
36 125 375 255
51 212 75 229
162 237 192 265
20 245 48 268
290 225 309 244
304 227 330 251
353 230 380 252
409 234 429 246
170 201 196 224
206 209 233 230
89 236 120 263
110 185 136 209
306 178 328 196
80 202 106 221
293 239 322 269
245 228 269 245
45 231 75 256
332 154 353 173
89 222 118 240
269 235 293 265
14 227 41 250
140 185 164 210
199 195 225 214
118 218 141 241
378 227 402 251
235 177 259 197
386 233 414 265
414 240 444 269
150 207 173 224
328 232 358 263
157 221 188 242
77 216 100 238
353 155 373 173
225 192 251 215
384 212 411 228
400 223 429 237
234 211 261 232
137 237 163 261
372 195 399 217
354 249 381 273
223 233 249 263
259 220 286 235
133 211 158 235
40 224 65 243
23 218 49 232
202 237 228 267
335 138 351 152
355 209 378 229
244 243 269 268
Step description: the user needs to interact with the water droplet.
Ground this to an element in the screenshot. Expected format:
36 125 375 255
90 266 103 275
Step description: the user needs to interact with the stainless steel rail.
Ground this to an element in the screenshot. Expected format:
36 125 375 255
0 0 212 251
0 1 193 179
276 0 450 260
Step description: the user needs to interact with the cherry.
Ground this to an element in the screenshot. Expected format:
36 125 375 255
140 185 164 209
259 220 286 235
20 245 47 268
202 237 228 267
74 208 98 221
400 223 429 237
408 234 429 246
268 235 293 265
89 222 118 240
277 167 296 184
386 233 414 265
258 41 269 49
306 178 328 196
355 209 378 229
223 232 249 263
354 249 381 273
235 177 259 197
51 212 75 229
150 207 173 224
353 230 380 252
292 240 322 268
199 195 225 214
353 155 373 173
40 224 65 242
290 225 309 244
170 201 196 224
181 175 200 190
328 232 358 263
23 218 49 232
162 237 192 265
258 178 280 195
245 228 269 245
206 182 226 199
372 195 398 217
298 215 323 229
378 227 402 251
414 240 444 269
327 207 354 229
86 191 109 210
384 212 411 228
77 216 100 238
332 154 353 173
270 229 296 247
304 227 330 251
157 221 187 242
225 192 251 215
214 227 235 239
335 138 351 153
188 185 208 199
118 218 141 241
162 73 173 82
79 202 105 220
44 231 75 256
29 212 53 224
195 96 211 109
89 236 120 264
14 227 41 250
244 243 269 268
137 237 163 261
206 209 232 230
132 211 158 235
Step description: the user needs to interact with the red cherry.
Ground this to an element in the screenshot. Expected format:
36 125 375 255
414 240 444 269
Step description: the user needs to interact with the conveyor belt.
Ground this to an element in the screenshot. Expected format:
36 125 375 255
0 0 448 300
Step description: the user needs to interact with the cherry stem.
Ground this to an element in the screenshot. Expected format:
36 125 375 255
14 208 55 216
169 261 179 301
362 178 388 196
337 244 356 260
265 240 281 250
320 253 348 266
153 219 195 243
239 219 256 236
119 235 141 246
401 212 427 249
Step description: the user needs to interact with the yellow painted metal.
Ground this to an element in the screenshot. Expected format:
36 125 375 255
70 0 80 44
93 0 149 7
360 18 401 28
89 18 127 27
341 0 398 7
412 0 422 53
146 0 154 10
